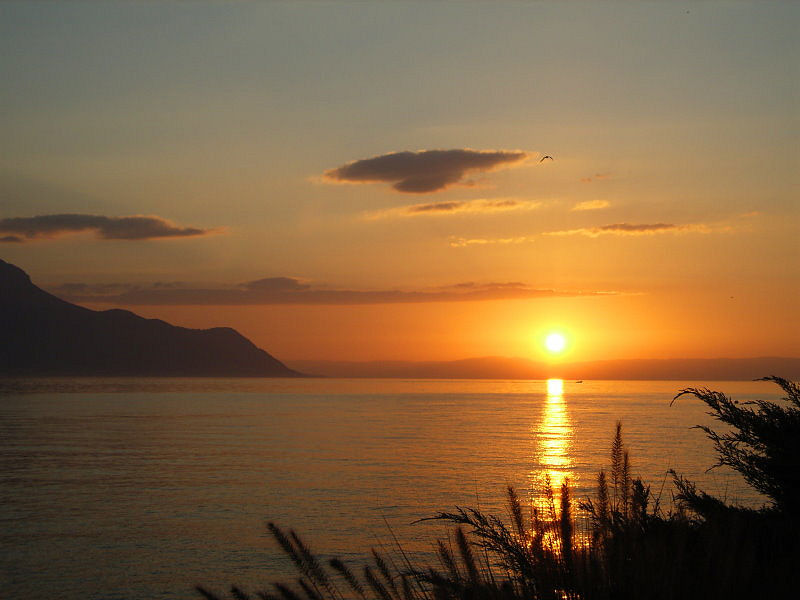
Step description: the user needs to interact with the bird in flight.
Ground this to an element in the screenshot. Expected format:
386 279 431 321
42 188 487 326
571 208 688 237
540 155 553 162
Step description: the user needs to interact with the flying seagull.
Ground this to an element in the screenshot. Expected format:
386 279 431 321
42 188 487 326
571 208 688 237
540 155 553 162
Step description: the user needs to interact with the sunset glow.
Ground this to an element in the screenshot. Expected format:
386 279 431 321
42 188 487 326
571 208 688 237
0 2 796 368
545 333 568 355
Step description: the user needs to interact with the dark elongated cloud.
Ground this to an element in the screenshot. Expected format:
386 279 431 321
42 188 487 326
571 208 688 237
0 214 214 242
364 197 540 220
410 201 464 213
0 235 23 243
324 149 528 193
49 278 616 306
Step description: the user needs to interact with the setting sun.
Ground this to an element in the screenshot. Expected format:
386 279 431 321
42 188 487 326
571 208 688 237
545 332 568 354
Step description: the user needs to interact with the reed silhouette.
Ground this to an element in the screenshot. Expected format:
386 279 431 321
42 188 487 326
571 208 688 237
197 377 800 600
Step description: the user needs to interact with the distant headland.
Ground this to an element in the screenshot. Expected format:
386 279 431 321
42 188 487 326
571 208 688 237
0 259 301 377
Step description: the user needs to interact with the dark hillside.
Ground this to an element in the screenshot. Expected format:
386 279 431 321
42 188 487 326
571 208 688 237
0 259 300 377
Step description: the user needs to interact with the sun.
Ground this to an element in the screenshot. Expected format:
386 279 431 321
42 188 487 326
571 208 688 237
544 332 567 354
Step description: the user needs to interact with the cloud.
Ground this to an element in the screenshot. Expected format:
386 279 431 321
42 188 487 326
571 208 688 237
0 214 215 242
323 149 528 193
571 200 610 211
243 277 311 292
409 201 467 213
544 223 712 238
364 198 541 220
449 236 535 247
0 235 24 243
49 282 140 296
450 220 727 246
580 173 611 183
49 278 615 306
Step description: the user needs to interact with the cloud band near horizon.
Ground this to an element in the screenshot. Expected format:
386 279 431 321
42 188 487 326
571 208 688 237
48 278 617 306
323 149 528 193
0 214 215 242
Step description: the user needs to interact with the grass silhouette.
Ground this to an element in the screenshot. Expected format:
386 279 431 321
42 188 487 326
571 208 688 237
197 377 800 600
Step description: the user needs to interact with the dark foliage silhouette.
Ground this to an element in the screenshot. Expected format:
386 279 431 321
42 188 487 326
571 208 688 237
672 375 800 513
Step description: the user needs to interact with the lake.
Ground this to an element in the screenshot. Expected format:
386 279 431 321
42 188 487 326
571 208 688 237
0 378 779 599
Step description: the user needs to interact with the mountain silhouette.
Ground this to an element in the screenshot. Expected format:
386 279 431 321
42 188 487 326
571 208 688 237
0 259 301 377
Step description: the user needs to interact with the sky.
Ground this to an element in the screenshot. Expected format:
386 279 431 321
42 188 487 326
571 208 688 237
1 1 798 363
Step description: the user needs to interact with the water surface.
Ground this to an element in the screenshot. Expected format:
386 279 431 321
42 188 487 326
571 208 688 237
0 378 778 599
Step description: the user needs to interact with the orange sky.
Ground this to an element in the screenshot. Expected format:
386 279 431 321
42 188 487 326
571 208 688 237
88 285 796 362
2 3 798 363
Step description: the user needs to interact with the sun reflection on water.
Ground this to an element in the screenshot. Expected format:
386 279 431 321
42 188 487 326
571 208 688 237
532 379 575 505
546 378 564 396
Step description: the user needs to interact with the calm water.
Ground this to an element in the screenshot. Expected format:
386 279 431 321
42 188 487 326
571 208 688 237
0 378 780 599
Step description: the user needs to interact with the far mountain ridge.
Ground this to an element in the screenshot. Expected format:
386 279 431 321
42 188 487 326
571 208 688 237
0 259 301 377
289 355 800 381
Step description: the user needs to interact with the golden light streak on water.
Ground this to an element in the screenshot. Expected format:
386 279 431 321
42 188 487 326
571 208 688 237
532 379 575 508
546 378 564 396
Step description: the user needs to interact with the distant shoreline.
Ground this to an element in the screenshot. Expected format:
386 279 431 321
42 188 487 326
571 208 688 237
3 355 797 382
287 356 800 381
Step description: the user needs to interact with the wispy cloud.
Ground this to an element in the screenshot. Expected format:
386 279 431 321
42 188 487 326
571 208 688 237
323 149 528 193
543 223 713 238
0 214 216 242
0 235 24 243
364 198 541 220
449 236 535 247
571 199 610 211
449 222 720 246
580 173 611 183
243 277 311 292
49 278 615 306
